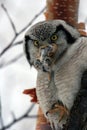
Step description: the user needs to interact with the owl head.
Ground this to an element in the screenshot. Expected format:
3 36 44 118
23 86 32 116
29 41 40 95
24 20 80 72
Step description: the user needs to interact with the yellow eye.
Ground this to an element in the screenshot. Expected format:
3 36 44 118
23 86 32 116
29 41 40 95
51 35 58 41
34 40 39 47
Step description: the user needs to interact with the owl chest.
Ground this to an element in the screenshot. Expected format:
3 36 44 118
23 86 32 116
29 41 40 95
36 71 57 112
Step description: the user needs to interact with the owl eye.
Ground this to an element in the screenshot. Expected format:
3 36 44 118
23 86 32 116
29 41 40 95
34 40 39 47
51 35 58 41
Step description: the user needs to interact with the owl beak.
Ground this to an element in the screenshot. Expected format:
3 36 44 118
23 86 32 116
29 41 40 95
36 44 58 70
50 43 58 55
35 44 58 72
37 44 58 63
39 43 58 59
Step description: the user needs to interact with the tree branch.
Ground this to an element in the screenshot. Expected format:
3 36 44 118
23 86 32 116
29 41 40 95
1 4 17 35
13 40 23 46
0 6 46 58
0 36 16 57
0 104 36 130
19 6 46 34
0 53 24 68
0 3 46 130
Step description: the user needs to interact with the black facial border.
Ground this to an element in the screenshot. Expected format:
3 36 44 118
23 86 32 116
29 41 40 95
55 24 77 44
24 35 32 66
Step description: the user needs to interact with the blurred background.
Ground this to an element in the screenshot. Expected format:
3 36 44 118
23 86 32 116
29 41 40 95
0 0 87 130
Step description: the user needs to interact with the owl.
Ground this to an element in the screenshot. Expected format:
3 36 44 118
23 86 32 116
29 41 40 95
24 20 87 129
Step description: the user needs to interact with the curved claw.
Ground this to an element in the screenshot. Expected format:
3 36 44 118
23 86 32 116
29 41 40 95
47 103 69 122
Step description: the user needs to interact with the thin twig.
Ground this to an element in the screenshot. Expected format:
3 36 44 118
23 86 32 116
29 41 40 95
0 35 16 57
0 6 46 58
11 112 16 121
0 53 24 68
0 3 46 130
13 40 23 46
0 104 35 130
1 4 17 35
19 6 46 34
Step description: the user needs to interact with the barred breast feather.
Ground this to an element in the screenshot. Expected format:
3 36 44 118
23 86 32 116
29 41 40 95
36 70 57 115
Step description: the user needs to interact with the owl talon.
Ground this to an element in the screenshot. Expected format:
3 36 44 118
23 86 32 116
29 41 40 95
47 103 69 122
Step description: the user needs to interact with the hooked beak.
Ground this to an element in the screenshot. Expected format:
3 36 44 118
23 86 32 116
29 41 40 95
39 44 58 61
35 44 58 72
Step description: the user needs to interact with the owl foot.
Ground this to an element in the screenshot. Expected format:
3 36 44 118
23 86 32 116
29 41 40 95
47 103 69 122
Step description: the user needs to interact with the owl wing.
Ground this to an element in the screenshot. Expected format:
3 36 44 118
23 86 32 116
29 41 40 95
48 37 87 126
54 60 80 111
54 37 87 109
63 70 87 129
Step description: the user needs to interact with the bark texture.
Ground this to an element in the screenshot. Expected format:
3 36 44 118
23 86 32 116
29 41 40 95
45 0 79 27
